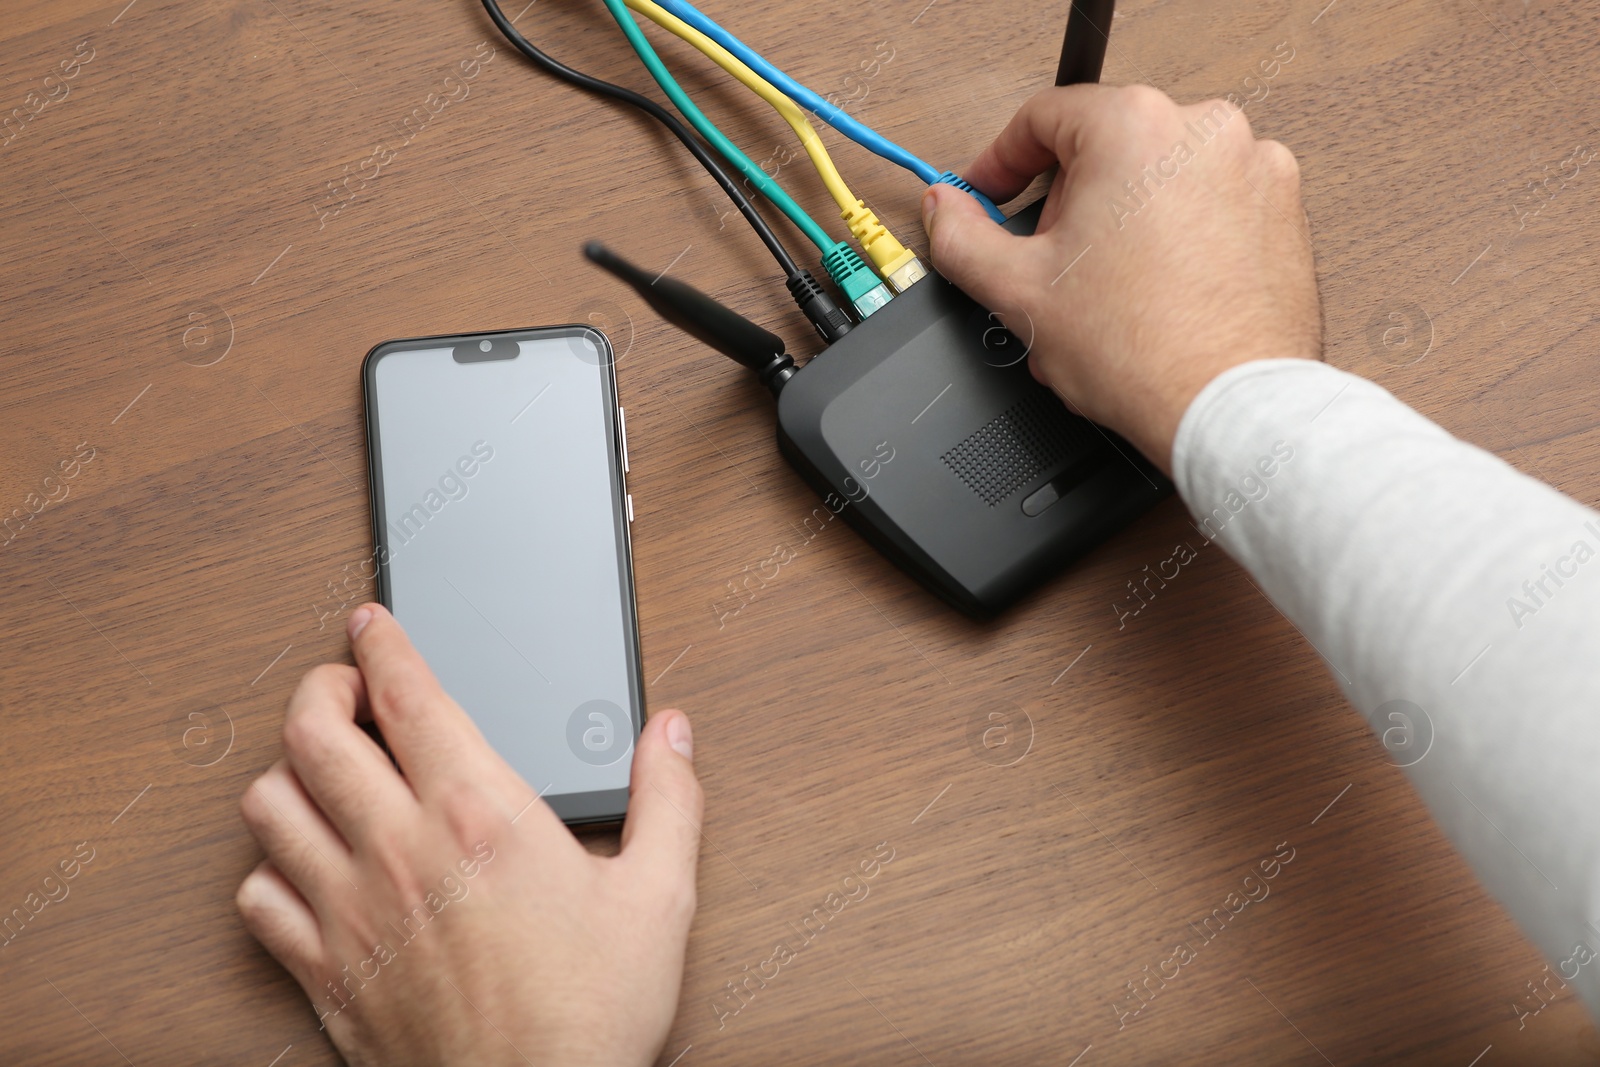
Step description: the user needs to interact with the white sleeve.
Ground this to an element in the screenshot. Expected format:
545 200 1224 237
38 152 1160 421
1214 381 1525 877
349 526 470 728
1172 358 1600 1022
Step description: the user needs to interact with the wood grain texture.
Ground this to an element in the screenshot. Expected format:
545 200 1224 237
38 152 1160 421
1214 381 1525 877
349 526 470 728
3 0 1599 1063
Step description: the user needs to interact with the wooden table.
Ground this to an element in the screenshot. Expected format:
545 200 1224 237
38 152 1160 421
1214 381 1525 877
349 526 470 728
4 0 1598 1062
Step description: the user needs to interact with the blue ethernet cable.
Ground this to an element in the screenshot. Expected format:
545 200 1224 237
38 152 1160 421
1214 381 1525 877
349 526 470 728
596 0 893 318
654 0 1007 222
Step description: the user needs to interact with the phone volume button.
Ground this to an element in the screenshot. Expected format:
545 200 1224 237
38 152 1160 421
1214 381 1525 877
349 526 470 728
626 493 634 523
618 406 630 473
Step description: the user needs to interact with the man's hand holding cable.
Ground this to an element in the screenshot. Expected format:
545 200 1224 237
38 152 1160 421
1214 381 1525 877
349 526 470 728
921 85 1323 474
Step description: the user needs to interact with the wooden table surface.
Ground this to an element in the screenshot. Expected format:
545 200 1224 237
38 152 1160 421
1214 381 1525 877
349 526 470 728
4 0 1599 1062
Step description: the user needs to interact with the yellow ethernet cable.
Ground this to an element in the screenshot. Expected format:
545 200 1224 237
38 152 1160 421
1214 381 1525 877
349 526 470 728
625 0 927 293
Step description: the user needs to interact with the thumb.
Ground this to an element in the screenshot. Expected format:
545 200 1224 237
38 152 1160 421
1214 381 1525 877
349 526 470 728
922 183 1031 310
619 708 703 888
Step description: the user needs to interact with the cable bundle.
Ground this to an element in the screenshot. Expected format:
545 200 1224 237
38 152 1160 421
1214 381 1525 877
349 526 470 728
480 0 1002 335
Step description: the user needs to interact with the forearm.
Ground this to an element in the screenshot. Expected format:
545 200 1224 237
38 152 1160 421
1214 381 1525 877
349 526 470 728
1173 359 1600 1020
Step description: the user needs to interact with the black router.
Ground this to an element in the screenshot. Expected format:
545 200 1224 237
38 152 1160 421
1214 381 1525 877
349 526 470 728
588 0 1169 618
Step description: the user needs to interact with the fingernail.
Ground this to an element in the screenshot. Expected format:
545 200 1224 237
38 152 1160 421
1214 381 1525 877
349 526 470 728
921 188 938 230
348 605 374 641
666 712 693 761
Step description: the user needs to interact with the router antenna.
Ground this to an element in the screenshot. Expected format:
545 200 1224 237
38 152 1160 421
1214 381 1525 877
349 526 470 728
583 242 796 396
1055 0 1115 86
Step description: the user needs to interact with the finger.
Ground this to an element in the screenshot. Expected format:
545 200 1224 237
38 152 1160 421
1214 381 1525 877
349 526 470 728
282 663 420 849
236 859 326 992
618 708 702 906
921 184 1035 311
240 760 360 913
964 83 1115 201
346 603 522 808
1253 139 1305 215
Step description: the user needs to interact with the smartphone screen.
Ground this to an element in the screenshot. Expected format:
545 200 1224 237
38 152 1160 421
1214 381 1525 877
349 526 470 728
362 326 642 825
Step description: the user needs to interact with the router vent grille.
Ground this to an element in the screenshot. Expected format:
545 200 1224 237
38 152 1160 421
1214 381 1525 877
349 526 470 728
941 389 1097 506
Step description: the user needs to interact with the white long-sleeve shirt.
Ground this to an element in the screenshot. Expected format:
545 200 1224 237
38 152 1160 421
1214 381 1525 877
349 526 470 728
1171 359 1600 1024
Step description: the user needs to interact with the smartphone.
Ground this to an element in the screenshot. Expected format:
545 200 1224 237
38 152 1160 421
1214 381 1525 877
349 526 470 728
362 325 643 827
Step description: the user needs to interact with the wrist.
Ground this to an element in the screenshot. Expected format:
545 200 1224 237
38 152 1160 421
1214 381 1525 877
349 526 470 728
1141 350 1319 476
1165 355 1329 480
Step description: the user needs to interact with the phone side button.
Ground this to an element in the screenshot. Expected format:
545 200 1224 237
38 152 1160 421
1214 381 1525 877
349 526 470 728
626 493 634 523
618 407 630 473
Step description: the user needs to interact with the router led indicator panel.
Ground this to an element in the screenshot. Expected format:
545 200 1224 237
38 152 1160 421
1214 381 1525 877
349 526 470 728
362 327 644 825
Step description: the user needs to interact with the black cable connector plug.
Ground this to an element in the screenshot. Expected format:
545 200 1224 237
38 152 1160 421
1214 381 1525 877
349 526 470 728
584 242 796 396
786 270 853 343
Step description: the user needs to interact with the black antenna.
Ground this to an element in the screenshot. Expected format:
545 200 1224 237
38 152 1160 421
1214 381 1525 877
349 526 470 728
583 242 796 396
1056 0 1114 86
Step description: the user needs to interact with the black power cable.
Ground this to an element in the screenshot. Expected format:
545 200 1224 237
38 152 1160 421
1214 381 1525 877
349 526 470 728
479 0 852 342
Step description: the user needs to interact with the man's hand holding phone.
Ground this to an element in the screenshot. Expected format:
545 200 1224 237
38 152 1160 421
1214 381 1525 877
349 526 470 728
236 604 701 1067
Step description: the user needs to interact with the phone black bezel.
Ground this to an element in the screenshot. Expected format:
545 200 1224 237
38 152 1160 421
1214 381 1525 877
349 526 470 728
360 325 645 829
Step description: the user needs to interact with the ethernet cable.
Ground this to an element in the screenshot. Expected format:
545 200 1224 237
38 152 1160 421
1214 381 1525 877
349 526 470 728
479 0 853 341
625 0 926 294
654 0 1006 222
594 0 894 315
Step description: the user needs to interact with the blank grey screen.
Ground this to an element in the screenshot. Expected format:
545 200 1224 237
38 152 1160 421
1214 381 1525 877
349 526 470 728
372 332 633 799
